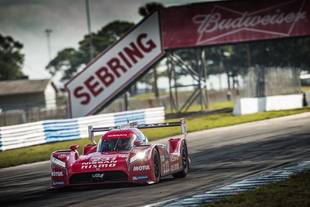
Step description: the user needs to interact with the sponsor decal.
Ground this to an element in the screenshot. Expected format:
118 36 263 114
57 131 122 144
192 2 307 45
51 171 64 177
106 133 129 138
161 156 165 162
132 176 148 181
171 163 180 171
163 161 170 174
133 165 150 171
91 156 117 162
52 181 64 185
92 173 104 179
81 160 117 169
170 156 178 162
51 157 66 168
161 0 310 48
58 154 69 159
118 154 128 158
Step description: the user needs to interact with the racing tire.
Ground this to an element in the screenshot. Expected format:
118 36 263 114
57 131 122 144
172 141 189 178
152 148 161 183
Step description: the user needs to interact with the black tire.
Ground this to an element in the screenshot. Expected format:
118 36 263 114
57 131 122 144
172 141 189 178
152 149 161 183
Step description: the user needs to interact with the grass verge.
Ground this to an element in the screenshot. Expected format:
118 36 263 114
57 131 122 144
301 86 310 92
165 101 233 114
142 107 310 140
0 107 310 169
203 170 310 207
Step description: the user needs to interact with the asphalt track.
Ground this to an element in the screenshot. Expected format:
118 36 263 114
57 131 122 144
1 112 310 207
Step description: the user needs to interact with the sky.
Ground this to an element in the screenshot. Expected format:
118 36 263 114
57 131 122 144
0 0 208 85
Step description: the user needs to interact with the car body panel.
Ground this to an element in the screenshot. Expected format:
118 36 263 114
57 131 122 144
50 120 189 188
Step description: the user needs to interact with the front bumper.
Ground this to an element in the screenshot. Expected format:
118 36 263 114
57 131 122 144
51 170 152 188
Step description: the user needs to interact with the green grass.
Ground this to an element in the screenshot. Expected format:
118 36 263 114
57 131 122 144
0 139 91 168
132 92 168 100
186 101 233 112
132 92 159 100
0 107 310 169
132 91 233 113
301 86 310 92
165 101 233 113
132 91 195 100
203 170 310 207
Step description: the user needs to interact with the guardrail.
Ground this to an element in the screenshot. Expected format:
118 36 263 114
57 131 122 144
0 107 164 151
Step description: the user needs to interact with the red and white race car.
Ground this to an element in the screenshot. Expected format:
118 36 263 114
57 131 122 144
50 119 190 188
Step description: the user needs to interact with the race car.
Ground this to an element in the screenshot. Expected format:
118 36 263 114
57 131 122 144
50 119 190 188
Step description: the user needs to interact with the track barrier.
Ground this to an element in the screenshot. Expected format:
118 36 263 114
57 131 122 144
0 107 164 151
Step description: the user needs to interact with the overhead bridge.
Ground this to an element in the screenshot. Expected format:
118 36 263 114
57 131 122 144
66 0 310 118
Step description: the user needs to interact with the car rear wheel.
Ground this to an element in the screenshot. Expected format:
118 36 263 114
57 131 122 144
152 149 161 183
172 141 189 178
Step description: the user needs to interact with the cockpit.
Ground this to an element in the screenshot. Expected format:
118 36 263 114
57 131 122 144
98 137 134 152
95 128 149 152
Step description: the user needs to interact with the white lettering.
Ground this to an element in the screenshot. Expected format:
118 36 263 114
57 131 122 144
81 160 117 169
193 8 307 34
133 165 150 171
51 171 64 176
192 4 307 42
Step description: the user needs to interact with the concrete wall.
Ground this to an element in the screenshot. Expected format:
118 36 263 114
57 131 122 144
233 94 303 115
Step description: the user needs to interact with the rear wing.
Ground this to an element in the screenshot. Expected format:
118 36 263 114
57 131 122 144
88 118 187 144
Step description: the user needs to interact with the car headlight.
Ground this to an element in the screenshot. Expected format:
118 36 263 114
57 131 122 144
130 151 146 163
51 156 66 168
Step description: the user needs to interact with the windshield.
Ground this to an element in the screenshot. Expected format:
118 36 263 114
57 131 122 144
98 138 133 152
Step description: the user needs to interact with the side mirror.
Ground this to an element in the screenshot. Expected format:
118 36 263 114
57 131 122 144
70 144 79 151
133 140 142 146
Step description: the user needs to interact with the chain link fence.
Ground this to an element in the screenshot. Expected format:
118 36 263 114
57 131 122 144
241 66 301 97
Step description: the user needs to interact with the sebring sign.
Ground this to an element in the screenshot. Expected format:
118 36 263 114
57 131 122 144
66 12 163 117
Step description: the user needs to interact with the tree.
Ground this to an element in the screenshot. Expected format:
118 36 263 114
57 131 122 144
79 21 134 60
202 36 310 93
138 2 164 17
0 34 25 80
46 48 83 82
138 2 164 99
245 37 310 71
46 20 134 82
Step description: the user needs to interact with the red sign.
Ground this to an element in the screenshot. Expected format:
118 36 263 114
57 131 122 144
161 0 310 49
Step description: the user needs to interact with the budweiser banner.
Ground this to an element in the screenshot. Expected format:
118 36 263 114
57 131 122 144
161 0 310 49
